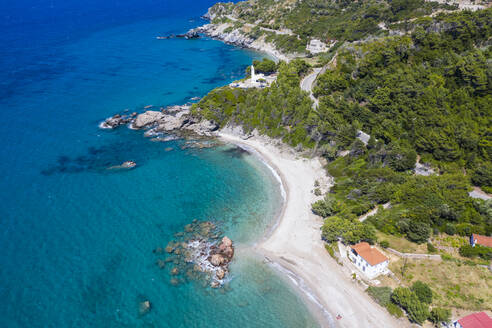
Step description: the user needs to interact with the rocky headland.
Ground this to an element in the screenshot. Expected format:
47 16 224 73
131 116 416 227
100 105 219 138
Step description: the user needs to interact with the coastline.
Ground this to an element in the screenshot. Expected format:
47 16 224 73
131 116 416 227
193 22 292 62
218 129 409 328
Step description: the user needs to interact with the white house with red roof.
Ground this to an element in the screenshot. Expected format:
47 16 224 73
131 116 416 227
470 234 492 248
349 242 389 279
452 311 492 328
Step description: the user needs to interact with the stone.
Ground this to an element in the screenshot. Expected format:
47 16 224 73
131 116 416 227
210 281 220 288
156 259 166 269
153 247 164 254
170 278 179 286
133 111 165 129
171 267 179 275
221 236 232 247
210 254 225 266
139 300 151 315
216 268 225 280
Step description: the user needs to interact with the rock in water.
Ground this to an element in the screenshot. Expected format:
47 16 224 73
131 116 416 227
139 300 151 315
210 254 225 266
156 259 166 269
216 268 225 280
133 111 165 129
221 236 232 247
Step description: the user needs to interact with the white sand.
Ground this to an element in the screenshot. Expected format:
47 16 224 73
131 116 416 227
218 130 408 328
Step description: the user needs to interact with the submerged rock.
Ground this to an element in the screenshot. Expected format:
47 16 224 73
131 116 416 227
139 300 151 315
156 259 166 269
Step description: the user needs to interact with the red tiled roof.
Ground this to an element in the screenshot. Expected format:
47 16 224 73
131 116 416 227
350 242 388 266
458 312 492 328
472 234 492 248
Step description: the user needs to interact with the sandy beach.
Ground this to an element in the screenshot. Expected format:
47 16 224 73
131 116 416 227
218 130 408 328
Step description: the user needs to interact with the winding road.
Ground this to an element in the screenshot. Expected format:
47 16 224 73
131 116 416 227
300 67 323 109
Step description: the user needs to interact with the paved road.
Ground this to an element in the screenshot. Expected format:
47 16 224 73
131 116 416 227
300 67 322 109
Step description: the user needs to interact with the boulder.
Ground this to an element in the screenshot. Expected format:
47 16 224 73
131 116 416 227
171 267 179 275
221 236 232 248
134 111 164 129
210 254 225 266
216 268 225 280
139 300 151 315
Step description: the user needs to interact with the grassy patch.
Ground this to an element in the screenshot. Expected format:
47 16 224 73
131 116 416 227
375 231 427 254
388 258 492 311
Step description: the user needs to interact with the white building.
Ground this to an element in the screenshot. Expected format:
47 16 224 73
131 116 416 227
306 39 328 54
349 242 389 279
230 65 276 89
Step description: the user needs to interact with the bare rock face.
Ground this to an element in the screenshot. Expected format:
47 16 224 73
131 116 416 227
134 111 165 129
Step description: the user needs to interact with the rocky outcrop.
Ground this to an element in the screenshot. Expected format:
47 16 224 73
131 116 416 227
133 111 165 129
192 23 255 49
99 112 137 129
125 105 218 137
190 23 292 62
153 221 235 289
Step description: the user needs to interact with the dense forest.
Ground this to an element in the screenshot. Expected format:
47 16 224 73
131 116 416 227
194 8 492 247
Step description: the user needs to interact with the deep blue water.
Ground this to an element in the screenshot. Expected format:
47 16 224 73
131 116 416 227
0 1 318 327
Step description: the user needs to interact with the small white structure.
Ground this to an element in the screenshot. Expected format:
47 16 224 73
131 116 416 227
349 242 389 279
356 130 371 145
306 39 328 54
230 64 276 89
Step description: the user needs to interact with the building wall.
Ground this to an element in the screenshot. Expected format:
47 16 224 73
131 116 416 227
348 250 388 279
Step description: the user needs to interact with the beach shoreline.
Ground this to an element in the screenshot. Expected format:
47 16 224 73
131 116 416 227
218 130 408 328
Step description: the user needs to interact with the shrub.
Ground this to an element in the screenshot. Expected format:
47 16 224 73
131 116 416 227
312 196 338 217
380 240 390 249
367 286 392 306
471 163 492 188
444 223 456 235
386 302 403 318
429 307 451 326
427 242 437 253
391 287 430 324
411 281 433 304
253 58 277 74
321 216 377 244
459 245 492 260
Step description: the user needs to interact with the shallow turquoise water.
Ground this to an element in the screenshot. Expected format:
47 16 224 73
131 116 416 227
0 1 318 327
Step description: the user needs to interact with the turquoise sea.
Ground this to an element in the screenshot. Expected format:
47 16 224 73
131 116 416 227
0 0 318 327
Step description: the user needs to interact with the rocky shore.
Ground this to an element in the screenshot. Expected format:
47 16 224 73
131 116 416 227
99 105 219 137
189 23 291 62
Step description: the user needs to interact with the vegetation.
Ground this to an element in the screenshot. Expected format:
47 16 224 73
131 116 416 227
459 244 492 260
429 307 451 326
209 0 459 53
367 286 392 306
411 281 433 304
253 58 277 74
196 2 492 322
388 257 492 311
391 287 429 324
